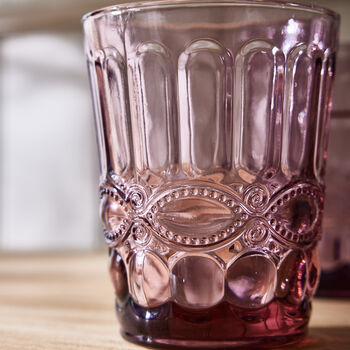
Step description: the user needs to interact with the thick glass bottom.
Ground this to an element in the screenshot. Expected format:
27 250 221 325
116 298 310 349
122 331 305 349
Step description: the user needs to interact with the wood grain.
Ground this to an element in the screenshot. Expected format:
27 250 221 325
0 252 349 350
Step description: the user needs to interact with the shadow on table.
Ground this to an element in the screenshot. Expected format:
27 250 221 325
136 327 350 350
291 327 350 350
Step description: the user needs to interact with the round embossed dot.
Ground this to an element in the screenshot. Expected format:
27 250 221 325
171 256 224 309
172 191 179 199
234 206 242 214
234 220 242 227
129 251 171 308
109 250 129 306
192 188 199 196
219 195 227 202
227 253 276 309
276 250 307 304
241 213 249 221
201 237 209 244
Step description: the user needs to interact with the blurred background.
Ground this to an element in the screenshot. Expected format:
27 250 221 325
0 0 349 289
0 0 130 251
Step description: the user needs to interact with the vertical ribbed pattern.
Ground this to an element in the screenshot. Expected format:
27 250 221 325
89 39 333 186
314 51 336 182
178 39 233 175
282 43 310 177
88 55 107 180
131 42 177 174
89 48 134 182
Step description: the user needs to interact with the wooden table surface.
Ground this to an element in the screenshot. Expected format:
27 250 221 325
0 252 349 350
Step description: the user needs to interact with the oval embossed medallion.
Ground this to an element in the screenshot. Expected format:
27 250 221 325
100 188 131 245
146 186 251 247
157 197 233 236
266 184 322 245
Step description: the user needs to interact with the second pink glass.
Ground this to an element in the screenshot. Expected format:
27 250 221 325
83 1 339 348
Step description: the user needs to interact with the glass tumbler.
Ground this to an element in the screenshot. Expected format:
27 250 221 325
83 1 339 348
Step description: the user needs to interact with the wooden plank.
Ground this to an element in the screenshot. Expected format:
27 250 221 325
0 252 349 349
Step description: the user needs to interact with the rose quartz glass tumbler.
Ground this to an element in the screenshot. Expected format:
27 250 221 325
83 1 339 348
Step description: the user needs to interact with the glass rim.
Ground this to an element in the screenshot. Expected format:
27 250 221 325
82 0 340 23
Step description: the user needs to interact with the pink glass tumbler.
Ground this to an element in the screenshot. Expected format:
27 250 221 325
83 1 339 348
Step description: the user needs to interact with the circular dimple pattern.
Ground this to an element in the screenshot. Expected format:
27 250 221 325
171 255 225 309
276 250 307 304
109 249 129 306
100 181 323 315
129 251 171 308
226 253 277 309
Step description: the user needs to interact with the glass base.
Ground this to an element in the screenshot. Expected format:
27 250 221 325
122 331 305 349
116 298 310 349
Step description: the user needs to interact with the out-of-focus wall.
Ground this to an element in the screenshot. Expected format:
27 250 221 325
0 0 119 250
1 32 100 250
